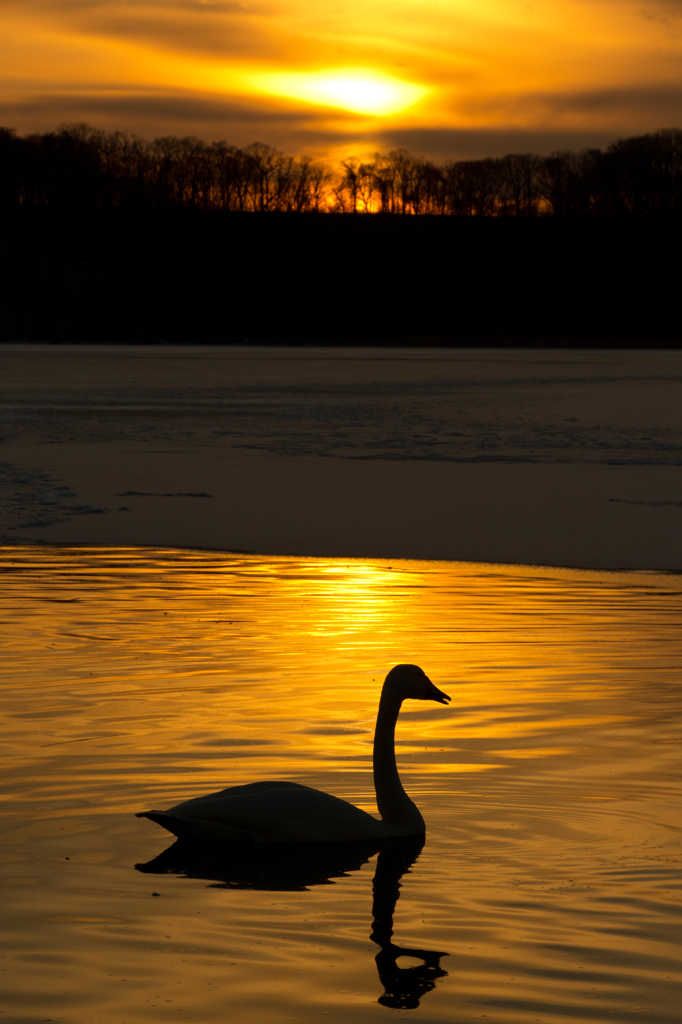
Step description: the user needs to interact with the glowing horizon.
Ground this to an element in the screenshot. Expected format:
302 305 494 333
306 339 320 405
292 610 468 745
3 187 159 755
1 1 681 160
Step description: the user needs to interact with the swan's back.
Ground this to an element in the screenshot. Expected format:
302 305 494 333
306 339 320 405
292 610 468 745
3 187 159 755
137 780 401 844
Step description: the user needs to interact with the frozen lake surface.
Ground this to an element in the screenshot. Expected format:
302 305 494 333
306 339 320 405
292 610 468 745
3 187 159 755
1 547 681 1023
2 345 682 567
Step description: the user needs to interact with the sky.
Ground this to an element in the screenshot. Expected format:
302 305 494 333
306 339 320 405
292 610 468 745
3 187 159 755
2 0 682 160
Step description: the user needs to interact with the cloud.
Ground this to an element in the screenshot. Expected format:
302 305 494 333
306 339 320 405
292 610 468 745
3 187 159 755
372 128 618 161
377 85 682 160
0 90 360 153
455 84 682 133
0 91 300 125
8 0 282 60
83 12 281 60
1 0 262 14
638 0 682 25
1 0 284 70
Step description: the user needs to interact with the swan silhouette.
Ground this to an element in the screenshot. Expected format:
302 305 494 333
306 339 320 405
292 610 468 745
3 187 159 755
136 664 450 843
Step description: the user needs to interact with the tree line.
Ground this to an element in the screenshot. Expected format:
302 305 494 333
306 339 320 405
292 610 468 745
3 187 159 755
1 122 681 215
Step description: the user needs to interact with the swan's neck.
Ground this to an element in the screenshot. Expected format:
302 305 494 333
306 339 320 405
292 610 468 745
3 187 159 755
373 690 425 833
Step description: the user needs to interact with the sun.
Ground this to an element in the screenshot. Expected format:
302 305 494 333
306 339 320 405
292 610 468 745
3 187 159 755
248 69 429 117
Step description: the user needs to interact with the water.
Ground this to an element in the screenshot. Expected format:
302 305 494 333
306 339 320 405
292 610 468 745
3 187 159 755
1 547 681 1024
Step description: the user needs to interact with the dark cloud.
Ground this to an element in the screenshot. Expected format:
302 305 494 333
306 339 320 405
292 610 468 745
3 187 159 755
638 0 682 23
0 91 302 126
0 91 355 153
371 128 619 161
85 12 282 59
514 84 682 121
17 0 282 60
407 84 682 160
374 85 682 160
450 84 682 126
2 0 280 60
2 0 262 14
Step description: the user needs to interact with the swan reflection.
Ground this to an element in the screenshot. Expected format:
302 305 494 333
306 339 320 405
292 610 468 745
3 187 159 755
136 835 448 1009
370 837 448 1009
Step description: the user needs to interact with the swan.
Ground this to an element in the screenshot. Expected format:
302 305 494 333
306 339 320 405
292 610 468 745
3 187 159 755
136 664 450 843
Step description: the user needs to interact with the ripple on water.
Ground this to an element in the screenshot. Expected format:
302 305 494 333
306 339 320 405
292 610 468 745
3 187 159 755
0 547 680 1023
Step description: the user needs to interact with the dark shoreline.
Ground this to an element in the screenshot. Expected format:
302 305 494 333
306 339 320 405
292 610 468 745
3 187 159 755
2 209 681 346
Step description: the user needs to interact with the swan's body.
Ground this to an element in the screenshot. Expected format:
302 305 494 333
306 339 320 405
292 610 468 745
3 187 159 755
136 664 450 843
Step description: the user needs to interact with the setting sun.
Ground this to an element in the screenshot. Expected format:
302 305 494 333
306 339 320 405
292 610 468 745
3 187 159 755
1 0 682 169
247 70 430 116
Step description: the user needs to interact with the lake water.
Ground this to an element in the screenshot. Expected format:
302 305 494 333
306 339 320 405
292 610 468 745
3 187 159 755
1 547 681 1024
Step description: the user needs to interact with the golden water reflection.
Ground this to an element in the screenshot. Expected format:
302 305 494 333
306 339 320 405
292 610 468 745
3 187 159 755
1 547 681 1023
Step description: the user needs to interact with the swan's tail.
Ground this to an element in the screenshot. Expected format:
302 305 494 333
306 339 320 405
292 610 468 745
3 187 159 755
135 810 258 842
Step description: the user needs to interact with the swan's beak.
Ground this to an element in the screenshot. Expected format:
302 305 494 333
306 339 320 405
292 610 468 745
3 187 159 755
423 678 451 704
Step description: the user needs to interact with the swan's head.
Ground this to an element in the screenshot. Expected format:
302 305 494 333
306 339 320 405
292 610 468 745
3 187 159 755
384 664 451 705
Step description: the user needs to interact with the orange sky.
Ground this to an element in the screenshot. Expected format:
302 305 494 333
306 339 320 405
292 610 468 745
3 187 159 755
2 0 682 159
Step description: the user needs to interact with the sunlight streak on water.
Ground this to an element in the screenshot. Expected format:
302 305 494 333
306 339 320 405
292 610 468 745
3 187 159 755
0 547 681 1023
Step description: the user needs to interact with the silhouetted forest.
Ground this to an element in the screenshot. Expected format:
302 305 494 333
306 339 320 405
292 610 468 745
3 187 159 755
2 123 682 215
1 124 681 345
